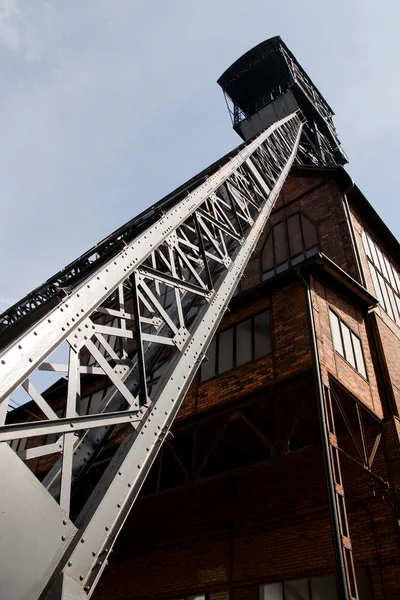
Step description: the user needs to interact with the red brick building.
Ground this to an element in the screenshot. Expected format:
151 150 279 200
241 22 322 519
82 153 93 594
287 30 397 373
87 165 399 600
7 108 400 600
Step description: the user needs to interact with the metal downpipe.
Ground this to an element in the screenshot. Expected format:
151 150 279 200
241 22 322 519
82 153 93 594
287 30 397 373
295 268 350 600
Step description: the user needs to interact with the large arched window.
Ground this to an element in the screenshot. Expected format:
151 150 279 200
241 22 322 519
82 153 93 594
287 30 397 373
261 213 319 280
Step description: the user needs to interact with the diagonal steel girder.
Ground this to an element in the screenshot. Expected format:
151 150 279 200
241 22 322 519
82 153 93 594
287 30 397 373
0 112 303 600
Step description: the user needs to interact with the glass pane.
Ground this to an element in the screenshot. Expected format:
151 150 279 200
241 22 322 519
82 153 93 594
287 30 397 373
236 319 253 366
368 237 379 269
262 270 274 281
301 214 318 248
384 256 396 288
276 261 289 274
329 310 344 356
218 328 234 374
305 246 318 258
362 231 372 260
387 286 399 322
273 221 288 265
384 281 395 320
292 253 306 265
201 337 217 382
284 578 309 600
369 264 384 306
375 245 387 278
351 332 367 379
310 574 338 600
262 233 274 272
260 582 283 600
287 213 303 256
393 268 400 294
378 273 394 319
254 311 271 358
341 323 356 368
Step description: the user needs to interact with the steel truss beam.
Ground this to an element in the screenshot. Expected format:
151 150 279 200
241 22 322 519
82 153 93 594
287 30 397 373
0 113 303 600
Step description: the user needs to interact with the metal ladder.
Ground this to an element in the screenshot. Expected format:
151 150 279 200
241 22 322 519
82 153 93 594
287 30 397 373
0 113 303 600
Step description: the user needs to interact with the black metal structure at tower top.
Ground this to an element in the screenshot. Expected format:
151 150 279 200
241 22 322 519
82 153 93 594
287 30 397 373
0 37 347 342
218 36 347 167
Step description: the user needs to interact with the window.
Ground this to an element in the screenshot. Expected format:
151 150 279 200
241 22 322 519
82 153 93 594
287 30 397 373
262 213 318 280
200 311 271 382
329 310 367 379
260 569 370 599
362 231 400 323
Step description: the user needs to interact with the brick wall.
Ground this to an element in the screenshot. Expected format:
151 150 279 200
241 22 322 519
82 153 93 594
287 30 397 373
311 275 383 418
179 281 311 422
94 439 399 600
91 174 400 600
241 171 358 293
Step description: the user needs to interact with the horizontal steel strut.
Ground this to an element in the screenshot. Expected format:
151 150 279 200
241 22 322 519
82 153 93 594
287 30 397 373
0 112 303 600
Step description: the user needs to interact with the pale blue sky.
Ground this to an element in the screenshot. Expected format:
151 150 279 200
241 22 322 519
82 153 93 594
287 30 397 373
0 0 399 312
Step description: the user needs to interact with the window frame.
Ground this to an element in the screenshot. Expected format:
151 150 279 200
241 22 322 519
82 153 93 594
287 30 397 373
362 230 400 324
329 309 368 380
200 310 272 382
261 212 319 281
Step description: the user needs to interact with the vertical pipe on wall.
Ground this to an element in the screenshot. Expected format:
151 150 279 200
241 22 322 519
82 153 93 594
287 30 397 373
295 268 350 600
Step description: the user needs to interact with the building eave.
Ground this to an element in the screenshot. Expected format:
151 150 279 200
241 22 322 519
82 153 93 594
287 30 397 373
290 164 400 266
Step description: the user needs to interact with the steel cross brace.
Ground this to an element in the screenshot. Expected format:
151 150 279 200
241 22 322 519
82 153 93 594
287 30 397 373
0 113 303 600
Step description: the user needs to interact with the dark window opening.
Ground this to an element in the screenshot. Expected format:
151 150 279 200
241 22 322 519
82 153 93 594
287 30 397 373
200 310 271 382
262 213 319 280
362 230 400 325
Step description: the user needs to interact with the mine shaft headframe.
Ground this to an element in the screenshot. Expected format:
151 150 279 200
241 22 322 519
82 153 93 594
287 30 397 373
217 36 348 167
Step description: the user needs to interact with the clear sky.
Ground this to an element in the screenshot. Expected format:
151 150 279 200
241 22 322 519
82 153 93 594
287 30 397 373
0 0 399 313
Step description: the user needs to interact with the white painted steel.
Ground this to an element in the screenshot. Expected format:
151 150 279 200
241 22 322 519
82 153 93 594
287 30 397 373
0 113 303 600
